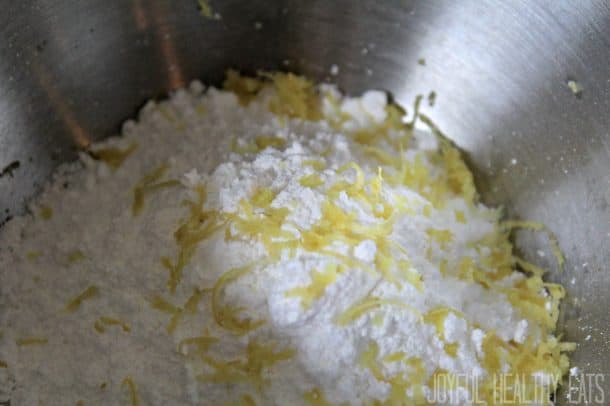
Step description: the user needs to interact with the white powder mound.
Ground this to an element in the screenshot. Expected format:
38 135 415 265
0 74 568 405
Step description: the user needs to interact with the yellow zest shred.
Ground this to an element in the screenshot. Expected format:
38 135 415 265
148 295 180 314
454 210 466 223
444 342 459 357
212 263 266 335
515 257 546 277
94 317 131 333
67 250 86 263
359 341 385 381
39 205 53 220
250 188 276 208
439 139 477 204
132 163 180 216
403 357 427 403
227 200 292 260
93 321 104 334
178 335 218 355
285 264 341 309
232 135 287 154
337 162 365 191
267 72 321 120
406 95 423 128
183 288 205 314
408 113 477 206
223 69 265 105
198 340 295 391
567 79 583 96
89 142 138 169
426 228 454 249
358 340 428 404
502 220 565 272
301 199 394 261
149 289 205 334
397 260 424 292
65 286 99 313
383 351 407 363
122 377 139 406
26 251 43 260
255 135 286 150
148 295 181 334
477 332 573 404
318 249 375 277
503 276 565 332
299 173 324 188
336 297 422 326
239 394 257 406
164 185 224 293
423 307 464 337
158 105 187 131
302 159 326 171
362 146 399 167
370 167 384 199
16 337 48 346
303 388 332 406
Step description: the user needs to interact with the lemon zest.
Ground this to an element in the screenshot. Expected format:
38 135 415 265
426 228 454 249
198 340 294 391
223 69 265 105
299 173 325 188
94 316 131 333
267 72 321 120
383 351 407 363
16 337 48 346
454 210 466 223
164 185 224 292
149 289 205 334
65 285 99 313
122 376 139 406
336 297 422 326
67 250 86 263
285 264 341 309
39 205 53 220
178 335 219 355
132 164 180 216
359 341 385 381
212 263 266 335
302 159 326 171
423 307 465 337
26 251 43 260
89 142 138 169
502 220 565 272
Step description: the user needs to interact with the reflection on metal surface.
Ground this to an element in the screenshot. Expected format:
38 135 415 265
30 60 92 149
0 1 609 404
132 0 149 31
151 0 186 90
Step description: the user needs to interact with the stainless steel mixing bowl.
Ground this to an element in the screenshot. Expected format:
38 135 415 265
1 0 609 403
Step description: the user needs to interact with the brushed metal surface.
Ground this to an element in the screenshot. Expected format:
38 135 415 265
1 0 609 403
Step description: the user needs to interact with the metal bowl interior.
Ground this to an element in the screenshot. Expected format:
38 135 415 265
1 1 609 403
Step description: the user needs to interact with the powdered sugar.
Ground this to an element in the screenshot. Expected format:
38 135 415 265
0 75 567 405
